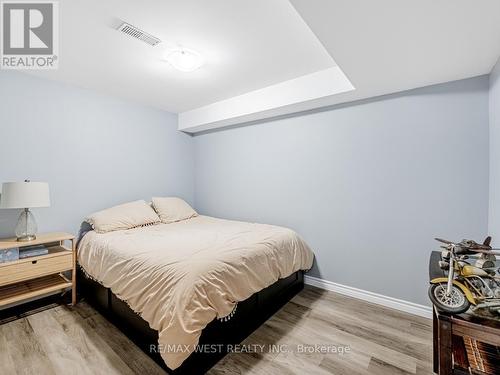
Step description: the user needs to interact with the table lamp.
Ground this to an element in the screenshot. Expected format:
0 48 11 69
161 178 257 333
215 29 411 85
0 180 50 241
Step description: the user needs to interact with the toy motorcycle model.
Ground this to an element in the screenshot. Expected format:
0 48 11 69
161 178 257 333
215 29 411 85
429 237 500 314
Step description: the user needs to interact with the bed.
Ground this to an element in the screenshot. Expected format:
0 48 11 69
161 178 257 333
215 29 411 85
77 214 314 374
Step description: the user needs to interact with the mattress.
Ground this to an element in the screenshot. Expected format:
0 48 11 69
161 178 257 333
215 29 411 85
77 215 314 369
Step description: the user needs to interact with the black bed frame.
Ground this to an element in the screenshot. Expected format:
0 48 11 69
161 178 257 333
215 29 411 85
78 267 304 374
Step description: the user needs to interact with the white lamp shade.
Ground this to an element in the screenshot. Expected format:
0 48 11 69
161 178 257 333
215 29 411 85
0 182 50 209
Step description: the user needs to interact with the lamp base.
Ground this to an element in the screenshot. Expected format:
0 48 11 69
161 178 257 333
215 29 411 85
17 234 37 242
15 208 38 242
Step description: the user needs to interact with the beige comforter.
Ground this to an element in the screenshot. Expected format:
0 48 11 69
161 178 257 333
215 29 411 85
77 215 314 369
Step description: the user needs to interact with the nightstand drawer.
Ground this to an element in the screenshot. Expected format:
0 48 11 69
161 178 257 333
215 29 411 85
0 252 72 287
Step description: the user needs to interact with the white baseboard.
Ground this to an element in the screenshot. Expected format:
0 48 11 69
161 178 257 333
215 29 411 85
304 275 432 319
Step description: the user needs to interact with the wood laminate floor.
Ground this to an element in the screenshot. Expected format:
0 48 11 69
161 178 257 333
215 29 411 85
0 285 433 375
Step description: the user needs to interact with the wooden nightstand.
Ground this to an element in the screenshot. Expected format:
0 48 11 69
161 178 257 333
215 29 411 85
433 306 500 374
0 232 76 308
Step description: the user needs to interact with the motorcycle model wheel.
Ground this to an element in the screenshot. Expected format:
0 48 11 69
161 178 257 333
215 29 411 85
428 283 471 314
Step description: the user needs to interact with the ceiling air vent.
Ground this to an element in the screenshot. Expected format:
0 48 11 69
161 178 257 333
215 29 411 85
116 22 161 47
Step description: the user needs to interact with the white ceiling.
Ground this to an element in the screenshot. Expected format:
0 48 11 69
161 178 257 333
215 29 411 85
288 0 500 108
178 67 354 132
180 0 500 132
28 0 334 113
27 0 500 132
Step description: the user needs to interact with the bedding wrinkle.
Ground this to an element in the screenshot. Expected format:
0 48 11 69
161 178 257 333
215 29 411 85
78 215 313 369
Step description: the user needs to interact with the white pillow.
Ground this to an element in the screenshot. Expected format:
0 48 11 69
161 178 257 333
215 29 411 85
86 200 160 233
152 197 198 224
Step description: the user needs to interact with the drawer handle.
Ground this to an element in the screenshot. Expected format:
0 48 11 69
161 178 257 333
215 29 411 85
31 260 37 264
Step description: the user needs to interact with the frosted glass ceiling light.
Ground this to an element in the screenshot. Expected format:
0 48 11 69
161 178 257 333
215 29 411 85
164 48 204 72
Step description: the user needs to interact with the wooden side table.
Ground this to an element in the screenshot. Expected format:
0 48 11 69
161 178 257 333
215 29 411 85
433 306 500 374
0 232 77 308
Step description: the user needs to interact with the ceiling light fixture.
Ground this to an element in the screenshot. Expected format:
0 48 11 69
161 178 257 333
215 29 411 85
164 48 204 72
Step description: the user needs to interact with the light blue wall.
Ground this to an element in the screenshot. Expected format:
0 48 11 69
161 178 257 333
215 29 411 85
489 59 500 240
0 71 491 306
194 76 490 306
0 71 194 238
